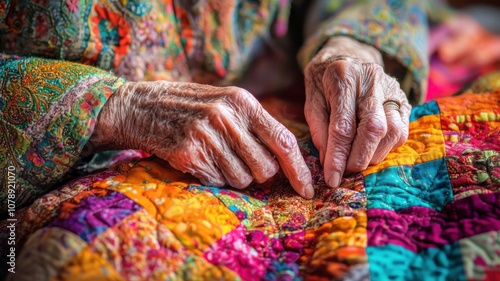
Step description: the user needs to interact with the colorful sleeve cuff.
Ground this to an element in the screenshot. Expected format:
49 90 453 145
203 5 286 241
0 54 125 216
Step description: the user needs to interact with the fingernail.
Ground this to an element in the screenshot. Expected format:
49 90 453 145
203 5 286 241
303 184 315 199
328 172 341 188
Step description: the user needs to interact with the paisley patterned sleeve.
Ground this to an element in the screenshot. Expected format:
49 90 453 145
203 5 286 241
0 54 125 217
298 0 454 104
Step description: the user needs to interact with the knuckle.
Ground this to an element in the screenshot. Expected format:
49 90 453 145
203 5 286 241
224 87 261 118
225 86 255 105
324 60 354 78
274 127 298 152
225 86 242 97
324 61 358 92
332 118 356 140
203 105 237 128
363 118 387 139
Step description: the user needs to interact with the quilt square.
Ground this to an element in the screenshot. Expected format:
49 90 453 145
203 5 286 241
365 159 453 211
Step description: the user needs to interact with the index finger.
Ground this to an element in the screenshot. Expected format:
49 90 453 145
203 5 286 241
251 109 314 199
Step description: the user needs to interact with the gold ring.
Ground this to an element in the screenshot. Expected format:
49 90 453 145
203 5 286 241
383 100 401 110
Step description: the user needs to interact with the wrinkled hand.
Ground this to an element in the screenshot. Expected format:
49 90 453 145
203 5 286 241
304 36 411 188
88 81 314 198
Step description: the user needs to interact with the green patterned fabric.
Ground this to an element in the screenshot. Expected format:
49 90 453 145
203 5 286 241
0 54 124 216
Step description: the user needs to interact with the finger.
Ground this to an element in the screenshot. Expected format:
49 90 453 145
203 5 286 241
230 134 280 184
304 68 330 165
194 121 254 189
210 108 279 185
322 61 358 188
370 76 411 164
212 145 254 189
165 143 226 187
251 109 314 199
370 100 404 164
346 74 387 172
305 94 329 165
222 87 312 198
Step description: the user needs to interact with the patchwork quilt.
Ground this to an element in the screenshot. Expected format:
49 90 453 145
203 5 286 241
2 81 500 280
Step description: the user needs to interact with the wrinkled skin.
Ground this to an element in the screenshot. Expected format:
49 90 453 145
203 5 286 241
87 81 314 198
88 36 412 197
304 36 412 188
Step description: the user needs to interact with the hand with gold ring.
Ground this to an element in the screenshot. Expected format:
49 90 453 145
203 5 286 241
304 36 412 188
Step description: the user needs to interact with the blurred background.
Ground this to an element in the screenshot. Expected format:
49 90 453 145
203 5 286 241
448 0 500 33
449 0 499 8
251 0 500 119
425 0 500 100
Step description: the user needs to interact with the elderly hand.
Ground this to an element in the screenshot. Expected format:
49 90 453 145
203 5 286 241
87 81 314 198
304 36 411 188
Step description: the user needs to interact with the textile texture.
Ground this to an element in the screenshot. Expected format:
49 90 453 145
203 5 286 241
0 54 125 217
0 0 288 83
1 0 449 215
2 79 500 280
